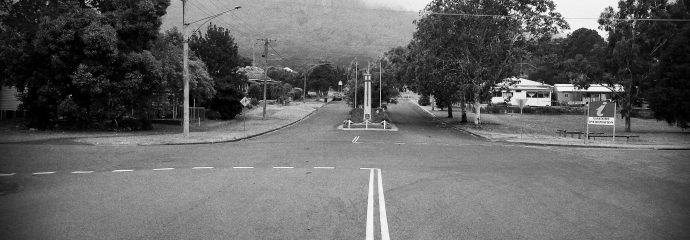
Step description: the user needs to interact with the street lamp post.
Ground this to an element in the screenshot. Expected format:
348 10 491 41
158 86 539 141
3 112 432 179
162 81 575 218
181 1 240 137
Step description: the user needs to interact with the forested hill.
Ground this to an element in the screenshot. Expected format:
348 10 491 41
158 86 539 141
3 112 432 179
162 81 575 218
161 0 418 69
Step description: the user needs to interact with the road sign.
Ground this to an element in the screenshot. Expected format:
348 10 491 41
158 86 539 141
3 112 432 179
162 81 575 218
240 97 250 107
587 101 615 125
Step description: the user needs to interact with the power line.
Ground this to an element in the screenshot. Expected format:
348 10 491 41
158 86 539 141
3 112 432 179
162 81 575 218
426 11 690 22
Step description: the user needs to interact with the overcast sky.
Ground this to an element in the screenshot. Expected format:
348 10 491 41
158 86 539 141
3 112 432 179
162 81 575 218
366 0 620 36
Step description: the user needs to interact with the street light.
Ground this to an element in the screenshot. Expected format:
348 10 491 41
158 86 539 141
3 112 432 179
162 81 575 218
181 2 241 137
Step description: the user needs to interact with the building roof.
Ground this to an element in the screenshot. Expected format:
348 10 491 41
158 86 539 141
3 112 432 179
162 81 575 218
238 66 272 81
495 78 553 91
554 84 624 93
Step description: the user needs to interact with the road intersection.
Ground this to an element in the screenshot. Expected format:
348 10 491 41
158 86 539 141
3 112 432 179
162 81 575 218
1 101 689 239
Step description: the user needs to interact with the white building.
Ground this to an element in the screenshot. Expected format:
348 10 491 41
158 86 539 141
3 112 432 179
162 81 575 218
491 78 553 107
0 86 22 120
553 84 624 106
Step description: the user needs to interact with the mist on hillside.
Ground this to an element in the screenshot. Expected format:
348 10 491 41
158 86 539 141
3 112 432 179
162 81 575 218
161 0 418 70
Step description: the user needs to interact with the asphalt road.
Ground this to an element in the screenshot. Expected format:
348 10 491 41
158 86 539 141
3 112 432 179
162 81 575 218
1 100 689 239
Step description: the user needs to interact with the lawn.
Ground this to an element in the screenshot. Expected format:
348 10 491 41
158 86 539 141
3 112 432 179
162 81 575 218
429 108 690 145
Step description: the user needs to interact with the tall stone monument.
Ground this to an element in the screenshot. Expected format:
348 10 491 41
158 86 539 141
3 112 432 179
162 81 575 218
363 72 372 121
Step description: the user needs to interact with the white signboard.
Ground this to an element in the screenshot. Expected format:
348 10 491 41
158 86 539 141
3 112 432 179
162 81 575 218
588 117 615 125
240 97 251 107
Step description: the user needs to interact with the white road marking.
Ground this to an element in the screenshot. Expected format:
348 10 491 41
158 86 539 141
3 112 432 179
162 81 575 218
233 167 254 169
394 142 406 145
313 167 335 169
365 168 375 240
352 136 360 143
0 173 16 177
152 168 174 171
272 167 294 169
71 171 94 174
377 169 391 240
415 142 429 145
32 172 55 175
192 167 214 170
112 170 134 172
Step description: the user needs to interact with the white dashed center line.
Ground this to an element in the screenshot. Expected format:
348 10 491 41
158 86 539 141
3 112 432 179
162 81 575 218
272 167 294 169
152 168 174 171
313 167 335 169
71 171 94 174
0 173 16 177
32 172 55 175
233 167 254 169
112 170 134 172
192 167 214 170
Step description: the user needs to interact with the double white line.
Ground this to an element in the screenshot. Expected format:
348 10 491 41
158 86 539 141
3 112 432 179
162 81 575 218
352 136 360 143
361 168 390 240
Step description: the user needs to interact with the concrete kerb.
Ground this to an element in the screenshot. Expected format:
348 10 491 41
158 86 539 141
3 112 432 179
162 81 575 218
409 99 690 150
149 103 324 146
409 100 487 140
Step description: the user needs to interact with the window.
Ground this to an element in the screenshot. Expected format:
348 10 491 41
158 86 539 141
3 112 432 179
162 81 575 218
492 91 502 98
564 93 569 98
527 92 547 98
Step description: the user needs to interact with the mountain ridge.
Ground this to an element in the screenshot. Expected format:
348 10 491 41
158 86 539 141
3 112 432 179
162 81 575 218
161 0 418 69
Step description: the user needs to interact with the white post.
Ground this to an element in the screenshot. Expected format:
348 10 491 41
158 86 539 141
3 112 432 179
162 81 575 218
585 102 590 144
612 101 617 143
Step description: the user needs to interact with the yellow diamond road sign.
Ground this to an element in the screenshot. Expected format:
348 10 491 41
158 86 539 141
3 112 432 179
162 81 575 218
240 97 250 107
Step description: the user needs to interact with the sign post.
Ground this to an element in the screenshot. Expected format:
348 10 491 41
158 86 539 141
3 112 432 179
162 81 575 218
586 100 616 143
516 99 527 138
240 97 251 131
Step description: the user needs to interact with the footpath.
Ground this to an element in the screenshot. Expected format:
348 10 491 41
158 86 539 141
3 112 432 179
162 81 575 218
411 100 690 150
0 101 326 146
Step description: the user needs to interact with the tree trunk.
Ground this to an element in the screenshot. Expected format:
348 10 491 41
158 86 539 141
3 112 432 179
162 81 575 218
447 104 453 118
474 90 481 125
625 80 633 132
460 96 468 123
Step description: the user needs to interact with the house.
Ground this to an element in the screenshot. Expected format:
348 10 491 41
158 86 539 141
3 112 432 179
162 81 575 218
237 66 280 93
553 84 624 106
490 78 553 107
0 85 22 120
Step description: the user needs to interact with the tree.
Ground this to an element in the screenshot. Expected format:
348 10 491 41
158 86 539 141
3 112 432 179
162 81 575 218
189 23 251 120
0 0 170 129
411 0 568 124
646 2 690 129
152 28 214 112
598 0 678 132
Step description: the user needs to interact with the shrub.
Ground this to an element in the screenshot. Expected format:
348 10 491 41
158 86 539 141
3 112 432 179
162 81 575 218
210 99 243 120
418 95 430 106
348 108 391 123
482 105 585 115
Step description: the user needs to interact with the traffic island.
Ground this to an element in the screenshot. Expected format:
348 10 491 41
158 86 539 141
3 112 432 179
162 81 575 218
339 108 398 131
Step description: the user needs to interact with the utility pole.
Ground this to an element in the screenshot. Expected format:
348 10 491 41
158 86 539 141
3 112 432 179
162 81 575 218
379 58 382 108
257 38 276 120
180 2 240 137
182 0 190 137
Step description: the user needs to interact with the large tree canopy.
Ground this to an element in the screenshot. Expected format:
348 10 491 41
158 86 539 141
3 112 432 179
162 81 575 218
404 0 567 124
645 1 690 129
189 23 251 120
0 0 170 129
598 0 681 132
